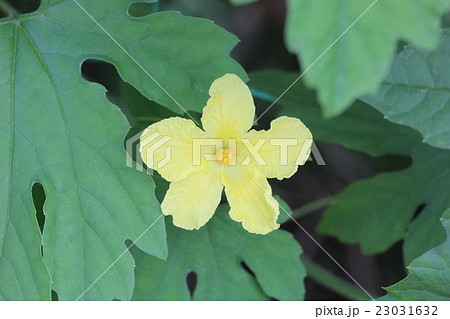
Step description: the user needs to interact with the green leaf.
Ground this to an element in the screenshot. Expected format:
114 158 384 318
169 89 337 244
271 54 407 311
1 0 245 300
362 29 450 150
249 69 450 265
132 206 306 301
285 0 449 117
385 209 450 300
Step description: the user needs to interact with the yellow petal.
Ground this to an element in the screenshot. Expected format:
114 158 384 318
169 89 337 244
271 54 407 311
162 165 223 230
241 116 312 180
140 117 207 182
222 166 279 234
201 74 255 139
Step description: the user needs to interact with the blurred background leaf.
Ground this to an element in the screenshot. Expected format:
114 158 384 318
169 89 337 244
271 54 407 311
285 0 450 117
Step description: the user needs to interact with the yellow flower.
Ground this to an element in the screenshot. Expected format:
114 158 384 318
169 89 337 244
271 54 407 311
140 74 312 234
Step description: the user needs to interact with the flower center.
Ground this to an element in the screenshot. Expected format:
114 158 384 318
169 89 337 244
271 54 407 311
216 148 233 166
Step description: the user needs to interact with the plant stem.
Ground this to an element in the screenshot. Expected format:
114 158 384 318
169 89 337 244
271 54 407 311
301 255 372 301
0 0 18 17
250 87 277 103
151 1 160 14
291 196 335 219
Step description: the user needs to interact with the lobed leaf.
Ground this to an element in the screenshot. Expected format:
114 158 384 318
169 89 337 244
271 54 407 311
132 206 306 301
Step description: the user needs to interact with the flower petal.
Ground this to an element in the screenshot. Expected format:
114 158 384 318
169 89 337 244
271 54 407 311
140 117 207 182
201 74 255 139
222 166 279 234
241 116 312 180
162 165 223 230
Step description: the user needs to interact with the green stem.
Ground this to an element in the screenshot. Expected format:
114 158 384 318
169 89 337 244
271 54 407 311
250 87 277 103
291 196 335 219
151 1 160 14
301 255 372 301
0 0 18 17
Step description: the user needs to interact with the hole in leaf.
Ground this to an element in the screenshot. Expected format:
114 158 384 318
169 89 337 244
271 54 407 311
186 271 197 298
128 2 157 17
80 59 126 116
32 182 46 234
240 260 256 278
51 290 59 301
81 59 121 95
1 0 41 15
